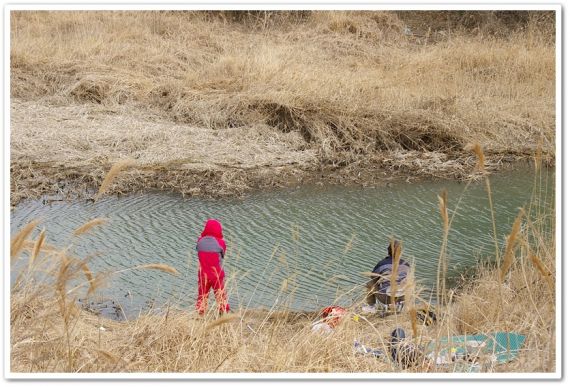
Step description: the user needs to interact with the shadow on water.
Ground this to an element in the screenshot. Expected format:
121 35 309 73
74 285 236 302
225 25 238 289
78 297 127 321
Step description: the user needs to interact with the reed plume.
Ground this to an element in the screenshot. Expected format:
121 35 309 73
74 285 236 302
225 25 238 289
437 189 449 305
28 228 46 272
73 218 108 236
11 219 39 262
466 143 500 265
86 273 107 297
94 160 135 201
409 306 418 337
529 254 554 291
465 142 486 172
499 208 524 282
136 263 179 275
79 260 94 284
22 239 58 253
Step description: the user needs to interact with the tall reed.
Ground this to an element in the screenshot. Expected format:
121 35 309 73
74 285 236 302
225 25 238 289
389 238 401 308
436 189 449 305
499 209 524 282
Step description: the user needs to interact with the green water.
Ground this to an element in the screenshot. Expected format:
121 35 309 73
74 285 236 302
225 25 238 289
10 166 554 318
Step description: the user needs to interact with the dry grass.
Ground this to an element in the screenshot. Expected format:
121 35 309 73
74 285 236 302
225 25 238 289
10 219 39 261
9 219 417 373
9 203 555 373
9 10 555 205
8 11 557 373
9 157 556 374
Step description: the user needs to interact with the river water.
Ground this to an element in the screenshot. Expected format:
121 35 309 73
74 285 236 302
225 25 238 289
10 166 554 318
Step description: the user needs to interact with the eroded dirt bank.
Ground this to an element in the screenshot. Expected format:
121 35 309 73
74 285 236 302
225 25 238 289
10 11 555 206
10 99 539 207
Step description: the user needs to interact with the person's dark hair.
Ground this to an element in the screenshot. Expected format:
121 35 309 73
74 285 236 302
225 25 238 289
387 240 401 257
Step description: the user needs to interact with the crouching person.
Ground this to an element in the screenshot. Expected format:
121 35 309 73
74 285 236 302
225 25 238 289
366 240 410 311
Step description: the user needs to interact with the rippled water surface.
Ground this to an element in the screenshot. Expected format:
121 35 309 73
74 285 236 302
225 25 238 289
10 167 554 317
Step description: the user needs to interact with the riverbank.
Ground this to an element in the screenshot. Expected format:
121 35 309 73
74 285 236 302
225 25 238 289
10 99 534 207
10 153 557 373
10 189 556 373
9 11 555 206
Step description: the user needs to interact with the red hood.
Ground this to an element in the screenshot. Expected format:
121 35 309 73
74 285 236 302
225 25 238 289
201 219 223 239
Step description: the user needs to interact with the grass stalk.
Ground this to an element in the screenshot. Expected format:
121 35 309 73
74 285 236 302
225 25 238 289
436 189 449 305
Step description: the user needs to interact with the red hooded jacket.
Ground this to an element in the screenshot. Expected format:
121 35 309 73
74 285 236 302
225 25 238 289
196 219 227 282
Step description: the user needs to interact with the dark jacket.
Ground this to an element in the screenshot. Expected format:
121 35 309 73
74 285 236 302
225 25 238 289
371 255 410 294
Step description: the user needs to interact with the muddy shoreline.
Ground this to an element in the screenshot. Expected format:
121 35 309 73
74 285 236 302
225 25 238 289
10 151 536 208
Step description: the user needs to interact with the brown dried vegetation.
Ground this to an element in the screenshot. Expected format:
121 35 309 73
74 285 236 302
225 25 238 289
10 11 555 205
9 149 556 373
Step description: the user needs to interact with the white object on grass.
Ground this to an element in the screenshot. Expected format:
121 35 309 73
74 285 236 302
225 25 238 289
311 322 333 335
361 305 377 314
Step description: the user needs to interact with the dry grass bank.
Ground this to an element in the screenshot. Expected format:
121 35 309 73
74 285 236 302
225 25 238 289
9 153 556 374
9 11 556 205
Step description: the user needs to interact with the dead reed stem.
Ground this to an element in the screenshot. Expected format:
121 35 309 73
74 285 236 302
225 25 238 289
485 177 500 266
466 143 500 266
389 239 401 308
499 208 524 282
54 252 74 371
437 189 449 305
132 264 179 276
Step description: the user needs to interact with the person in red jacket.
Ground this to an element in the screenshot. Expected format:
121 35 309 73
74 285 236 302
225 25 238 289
195 219 230 315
